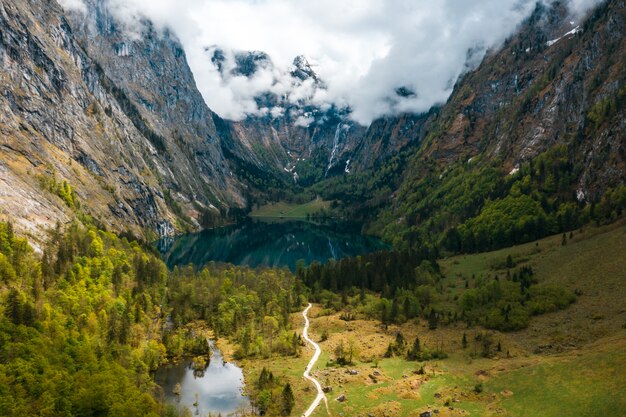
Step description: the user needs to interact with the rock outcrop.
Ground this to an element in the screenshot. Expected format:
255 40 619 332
0 0 243 239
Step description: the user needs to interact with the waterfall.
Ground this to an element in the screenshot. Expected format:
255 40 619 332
325 123 349 177
328 238 338 259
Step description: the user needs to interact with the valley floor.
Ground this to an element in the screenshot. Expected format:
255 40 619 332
249 199 330 219
234 220 626 417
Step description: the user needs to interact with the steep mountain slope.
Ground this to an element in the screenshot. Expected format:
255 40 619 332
0 0 243 240
420 0 625 198
66 0 244 209
312 1 625 251
1 0 623 245
374 0 626 250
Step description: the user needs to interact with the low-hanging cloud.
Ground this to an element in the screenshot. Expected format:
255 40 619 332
61 0 603 125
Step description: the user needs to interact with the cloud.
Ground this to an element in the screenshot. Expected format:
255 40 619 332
57 0 87 13
61 0 603 125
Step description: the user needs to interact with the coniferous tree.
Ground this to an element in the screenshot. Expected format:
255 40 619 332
6 288 22 325
428 308 438 330
281 383 295 416
391 298 400 323
384 342 394 358
407 336 421 360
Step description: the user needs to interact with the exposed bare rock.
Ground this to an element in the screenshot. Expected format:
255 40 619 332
0 0 244 238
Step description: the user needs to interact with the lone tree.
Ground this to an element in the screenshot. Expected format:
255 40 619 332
281 383 295 416
428 308 438 330
407 336 421 361
334 340 347 365
395 332 406 354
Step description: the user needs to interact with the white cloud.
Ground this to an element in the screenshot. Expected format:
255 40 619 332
61 0 603 125
57 0 87 13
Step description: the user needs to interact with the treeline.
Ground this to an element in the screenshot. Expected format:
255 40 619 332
299 249 575 332
310 151 410 223
297 250 436 294
0 221 306 416
459 266 576 331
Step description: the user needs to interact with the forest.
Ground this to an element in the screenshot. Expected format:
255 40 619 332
0 196 620 415
0 221 305 416
299 250 576 332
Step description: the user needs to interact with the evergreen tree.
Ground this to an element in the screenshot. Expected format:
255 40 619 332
428 308 438 330
407 336 421 360
384 343 394 358
390 298 400 323
394 331 406 355
6 288 22 325
281 383 295 416
403 297 412 319
381 302 389 327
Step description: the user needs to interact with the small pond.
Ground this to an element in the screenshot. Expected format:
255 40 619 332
155 341 249 415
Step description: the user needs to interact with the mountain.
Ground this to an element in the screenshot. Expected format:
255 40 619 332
209 50 421 189
417 0 625 198
1 0 623 244
350 0 626 251
0 0 245 240
66 0 246 209
210 51 364 187
0 1 624 416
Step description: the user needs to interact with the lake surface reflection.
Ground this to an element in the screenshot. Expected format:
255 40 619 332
157 218 387 271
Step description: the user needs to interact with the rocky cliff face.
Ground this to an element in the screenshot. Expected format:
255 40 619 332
190 0 624 200
0 0 244 240
410 0 625 200
66 0 243 209
1 0 622 241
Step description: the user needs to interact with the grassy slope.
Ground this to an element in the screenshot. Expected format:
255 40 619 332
241 221 626 417
249 199 330 218
442 219 626 351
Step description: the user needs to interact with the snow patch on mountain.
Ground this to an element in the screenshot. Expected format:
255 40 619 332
547 25 581 47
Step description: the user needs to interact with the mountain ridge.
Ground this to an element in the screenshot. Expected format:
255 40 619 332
0 0 623 244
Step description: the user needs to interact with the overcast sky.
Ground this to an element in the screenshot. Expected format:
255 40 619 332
61 0 601 125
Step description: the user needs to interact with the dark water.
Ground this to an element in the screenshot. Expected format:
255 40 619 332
155 341 249 415
157 218 387 271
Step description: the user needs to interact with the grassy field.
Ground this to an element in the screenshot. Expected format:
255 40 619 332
249 199 330 218
484 334 626 417
236 220 626 417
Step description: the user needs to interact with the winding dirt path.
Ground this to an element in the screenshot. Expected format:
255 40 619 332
301 303 330 417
